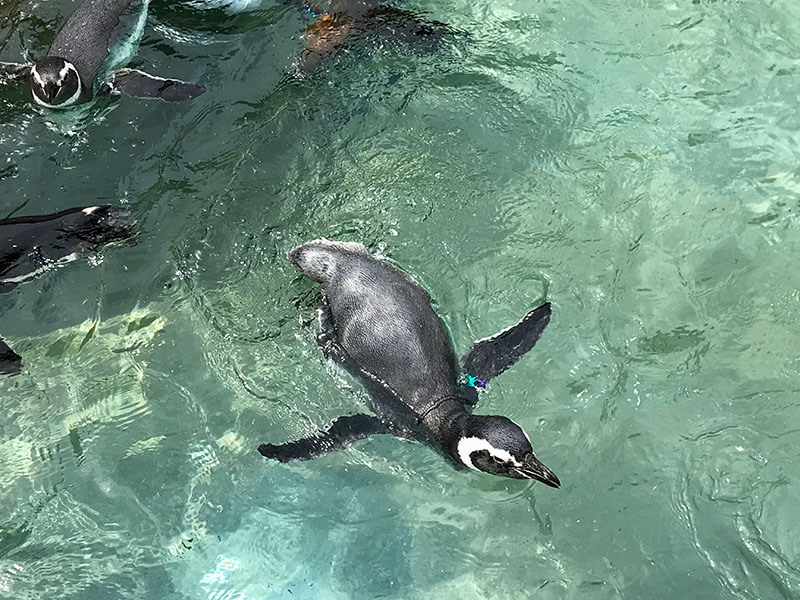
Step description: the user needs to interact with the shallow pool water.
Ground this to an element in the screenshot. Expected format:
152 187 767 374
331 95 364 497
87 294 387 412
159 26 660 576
2 0 800 598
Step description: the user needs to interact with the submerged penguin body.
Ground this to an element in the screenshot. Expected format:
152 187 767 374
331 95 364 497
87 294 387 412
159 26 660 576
291 0 451 75
258 239 560 487
0 206 135 375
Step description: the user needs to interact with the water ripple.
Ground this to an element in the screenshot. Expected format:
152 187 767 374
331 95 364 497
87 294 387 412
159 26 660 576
675 422 800 599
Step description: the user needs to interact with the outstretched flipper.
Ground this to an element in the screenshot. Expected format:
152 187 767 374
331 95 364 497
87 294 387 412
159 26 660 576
258 414 388 462
461 302 551 384
0 338 22 376
102 68 205 101
0 62 31 83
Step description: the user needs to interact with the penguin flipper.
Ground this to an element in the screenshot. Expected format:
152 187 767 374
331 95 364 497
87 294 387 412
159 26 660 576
258 414 388 462
461 302 551 383
315 299 348 362
0 337 22 376
0 62 31 83
103 69 205 101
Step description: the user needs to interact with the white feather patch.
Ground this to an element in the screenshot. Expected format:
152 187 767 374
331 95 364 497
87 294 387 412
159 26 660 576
457 437 521 471
31 65 46 88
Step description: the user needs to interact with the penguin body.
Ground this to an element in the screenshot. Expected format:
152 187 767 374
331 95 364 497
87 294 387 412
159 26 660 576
258 240 560 486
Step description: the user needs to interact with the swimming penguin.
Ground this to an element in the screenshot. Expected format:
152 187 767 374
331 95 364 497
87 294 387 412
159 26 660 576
258 240 560 486
0 0 204 108
0 205 136 375
290 0 451 75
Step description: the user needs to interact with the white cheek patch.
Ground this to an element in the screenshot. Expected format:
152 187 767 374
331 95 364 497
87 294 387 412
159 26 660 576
56 252 79 265
457 437 521 471
31 65 46 88
82 206 100 215
59 64 82 106
57 62 72 83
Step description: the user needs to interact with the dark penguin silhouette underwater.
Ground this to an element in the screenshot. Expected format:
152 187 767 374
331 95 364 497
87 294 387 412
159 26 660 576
0 0 204 108
0 206 136 375
289 0 453 75
259 239 560 487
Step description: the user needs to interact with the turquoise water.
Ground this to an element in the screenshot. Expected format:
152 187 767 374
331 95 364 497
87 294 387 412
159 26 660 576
2 0 800 597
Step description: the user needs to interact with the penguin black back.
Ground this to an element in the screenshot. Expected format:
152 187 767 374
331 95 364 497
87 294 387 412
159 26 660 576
46 0 142 95
295 240 458 413
0 205 135 288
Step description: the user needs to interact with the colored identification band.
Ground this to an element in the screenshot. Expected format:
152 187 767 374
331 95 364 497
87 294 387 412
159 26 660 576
459 374 487 390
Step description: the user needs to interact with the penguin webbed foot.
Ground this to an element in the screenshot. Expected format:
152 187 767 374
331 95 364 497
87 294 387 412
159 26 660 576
0 337 23 376
258 414 389 462
293 13 356 78
103 69 205 102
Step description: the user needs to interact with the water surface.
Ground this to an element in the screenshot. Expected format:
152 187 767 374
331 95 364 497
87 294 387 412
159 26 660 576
2 0 800 598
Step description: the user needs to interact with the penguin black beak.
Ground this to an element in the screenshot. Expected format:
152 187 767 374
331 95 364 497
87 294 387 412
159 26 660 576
515 455 561 488
43 82 59 103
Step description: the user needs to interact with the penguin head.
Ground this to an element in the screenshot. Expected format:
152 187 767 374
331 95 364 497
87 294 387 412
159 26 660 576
288 239 367 284
30 57 82 108
454 415 560 487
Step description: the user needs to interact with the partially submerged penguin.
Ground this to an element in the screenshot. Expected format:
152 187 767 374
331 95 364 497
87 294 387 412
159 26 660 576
291 0 451 75
259 239 560 487
0 205 136 375
0 0 204 108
